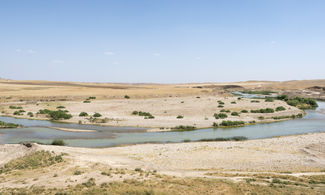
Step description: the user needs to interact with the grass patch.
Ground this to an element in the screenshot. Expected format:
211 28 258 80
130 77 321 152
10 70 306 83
0 120 20 128
0 151 64 173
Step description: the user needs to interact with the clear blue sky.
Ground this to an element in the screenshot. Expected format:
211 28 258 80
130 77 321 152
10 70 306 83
0 0 324 83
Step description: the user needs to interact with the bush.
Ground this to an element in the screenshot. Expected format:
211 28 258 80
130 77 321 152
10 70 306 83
251 100 260 103
251 108 274 113
176 115 184 119
79 112 88 117
276 106 286 111
171 126 196 131
265 97 274 102
51 139 65 146
133 111 155 119
0 121 19 128
13 111 23 115
37 109 52 114
231 112 239 116
48 110 72 120
9 105 23 109
83 100 91 103
220 120 245 127
88 96 96 99
218 105 224 108
93 113 102 118
124 95 130 99
212 122 218 127
241 110 248 113
258 116 264 120
220 109 230 113
231 101 236 104
27 112 34 117
56 106 65 109
214 113 228 119
132 111 139 115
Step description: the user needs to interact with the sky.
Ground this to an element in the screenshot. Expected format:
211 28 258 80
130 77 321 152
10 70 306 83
0 0 324 83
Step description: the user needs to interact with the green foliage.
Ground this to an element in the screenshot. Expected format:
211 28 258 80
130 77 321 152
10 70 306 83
93 113 102 118
88 96 96 99
9 105 23 109
51 139 65 146
83 100 91 103
171 125 196 131
199 136 248 142
214 113 228 119
231 101 236 104
79 112 88 117
277 95 318 109
276 106 286 111
212 122 218 127
220 120 245 127
27 112 34 117
258 116 264 120
241 110 248 113
56 106 65 109
251 108 274 113
48 110 72 120
176 115 184 119
218 105 224 108
241 90 276 95
124 95 130 99
13 110 24 115
0 121 20 128
0 151 64 173
250 100 260 103
37 109 52 114
231 112 239 116
132 111 154 119
217 101 225 105
265 97 274 102
220 109 230 113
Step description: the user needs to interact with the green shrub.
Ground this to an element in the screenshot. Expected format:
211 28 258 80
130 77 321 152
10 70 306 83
220 120 245 127
51 139 65 146
214 113 228 119
93 113 102 118
13 111 23 115
9 105 23 109
0 121 20 128
276 106 286 111
265 97 274 102
212 122 218 127
241 110 248 113
132 111 139 115
79 112 88 117
231 101 236 104
220 109 230 113
83 100 91 103
258 116 264 120
37 109 52 114
251 108 274 113
171 126 196 131
56 106 65 109
27 112 34 117
231 112 239 116
176 115 184 119
48 110 72 120
218 105 224 108
124 95 130 99
251 100 260 103
88 96 96 99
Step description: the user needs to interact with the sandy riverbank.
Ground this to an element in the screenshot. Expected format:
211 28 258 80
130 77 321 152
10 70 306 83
1 95 303 130
0 132 325 190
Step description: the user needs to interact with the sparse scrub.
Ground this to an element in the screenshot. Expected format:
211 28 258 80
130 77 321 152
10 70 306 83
0 151 64 173
83 100 91 103
251 100 260 103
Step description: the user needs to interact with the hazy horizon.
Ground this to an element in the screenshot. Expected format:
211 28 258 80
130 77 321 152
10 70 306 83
1 0 324 83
